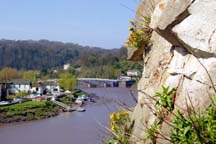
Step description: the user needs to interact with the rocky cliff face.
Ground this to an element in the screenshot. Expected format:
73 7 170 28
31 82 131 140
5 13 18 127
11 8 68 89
129 0 216 143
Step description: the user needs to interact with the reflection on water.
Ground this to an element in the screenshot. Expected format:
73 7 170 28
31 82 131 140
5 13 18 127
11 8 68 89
0 88 137 144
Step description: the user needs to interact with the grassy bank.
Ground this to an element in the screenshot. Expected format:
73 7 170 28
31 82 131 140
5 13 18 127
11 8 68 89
0 101 60 123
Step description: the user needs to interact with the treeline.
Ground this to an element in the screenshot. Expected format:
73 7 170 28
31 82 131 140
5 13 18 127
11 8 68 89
0 39 110 70
0 39 142 79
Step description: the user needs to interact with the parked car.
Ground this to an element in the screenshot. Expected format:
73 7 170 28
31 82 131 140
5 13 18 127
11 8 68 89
30 93 41 97
13 98 22 103
0 101 10 105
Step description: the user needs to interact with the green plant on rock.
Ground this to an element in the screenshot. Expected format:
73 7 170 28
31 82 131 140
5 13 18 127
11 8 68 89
143 87 216 144
145 86 176 143
153 87 215 144
146 120 160 144
171 107 216 144
125 16 152 49
155 86 176 112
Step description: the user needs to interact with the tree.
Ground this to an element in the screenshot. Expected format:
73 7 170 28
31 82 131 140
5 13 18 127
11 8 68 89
23 70 38 82
0 67 20 81
16 91 29 98
58 72 76 91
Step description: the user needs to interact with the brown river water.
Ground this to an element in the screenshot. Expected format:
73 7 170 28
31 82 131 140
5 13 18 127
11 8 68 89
0 88 137 144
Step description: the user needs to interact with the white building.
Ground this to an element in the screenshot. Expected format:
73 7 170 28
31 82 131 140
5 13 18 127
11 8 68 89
119 76 132 81
31 82 44 94
31 81 61 95
10 79 31 94
127 70 141 77
43 81 60 94
0 84 2 100
63 64 70 70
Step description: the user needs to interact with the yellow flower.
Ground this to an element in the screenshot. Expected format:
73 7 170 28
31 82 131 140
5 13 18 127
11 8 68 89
140 30 144 34
123 111 129 115
116 112 121 120
133 42 138 47
129 34 133 38
109 112 115 120
110 122 115 131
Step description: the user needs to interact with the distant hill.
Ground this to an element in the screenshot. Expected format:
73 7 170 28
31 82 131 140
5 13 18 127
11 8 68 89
0 39 126 70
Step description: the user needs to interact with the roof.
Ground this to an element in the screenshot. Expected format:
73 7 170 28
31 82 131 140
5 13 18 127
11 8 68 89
32 81 57 87
127 70 140 73
43 81 57 86
11 79 31 85
0 79 30 85
32 82 44 87
0 80 13 84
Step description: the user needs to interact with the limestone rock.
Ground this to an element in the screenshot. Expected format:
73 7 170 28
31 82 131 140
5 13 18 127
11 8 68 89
131 31 173 143
150 0 193 30
173 0 216 56
167 47 188 75
127 47 144 61
130 0 216 143
135 0 161 30
183 57 216 86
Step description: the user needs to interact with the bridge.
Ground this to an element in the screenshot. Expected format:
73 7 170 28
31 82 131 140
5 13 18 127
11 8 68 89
77 77 134 88
78 78 118 82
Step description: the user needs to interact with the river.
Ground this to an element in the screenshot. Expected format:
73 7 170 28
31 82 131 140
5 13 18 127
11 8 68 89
0 88 137 144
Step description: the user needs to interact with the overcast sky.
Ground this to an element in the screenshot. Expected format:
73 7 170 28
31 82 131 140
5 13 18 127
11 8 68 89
0 0 139 49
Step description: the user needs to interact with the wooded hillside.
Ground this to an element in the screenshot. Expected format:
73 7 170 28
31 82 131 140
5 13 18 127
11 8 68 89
0 39 142 78
0 39 124 70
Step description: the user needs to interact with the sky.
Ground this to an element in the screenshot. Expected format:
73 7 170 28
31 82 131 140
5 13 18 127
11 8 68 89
0 0 139 49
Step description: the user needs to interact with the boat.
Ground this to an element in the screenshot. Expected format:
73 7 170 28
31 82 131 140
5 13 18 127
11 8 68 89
63 108 75 112
81 95 89 101
89 98 96 103
75 97 84 104
76 107 85 112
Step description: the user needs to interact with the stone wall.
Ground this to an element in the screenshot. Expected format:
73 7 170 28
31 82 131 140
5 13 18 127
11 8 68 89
129 0 216 143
